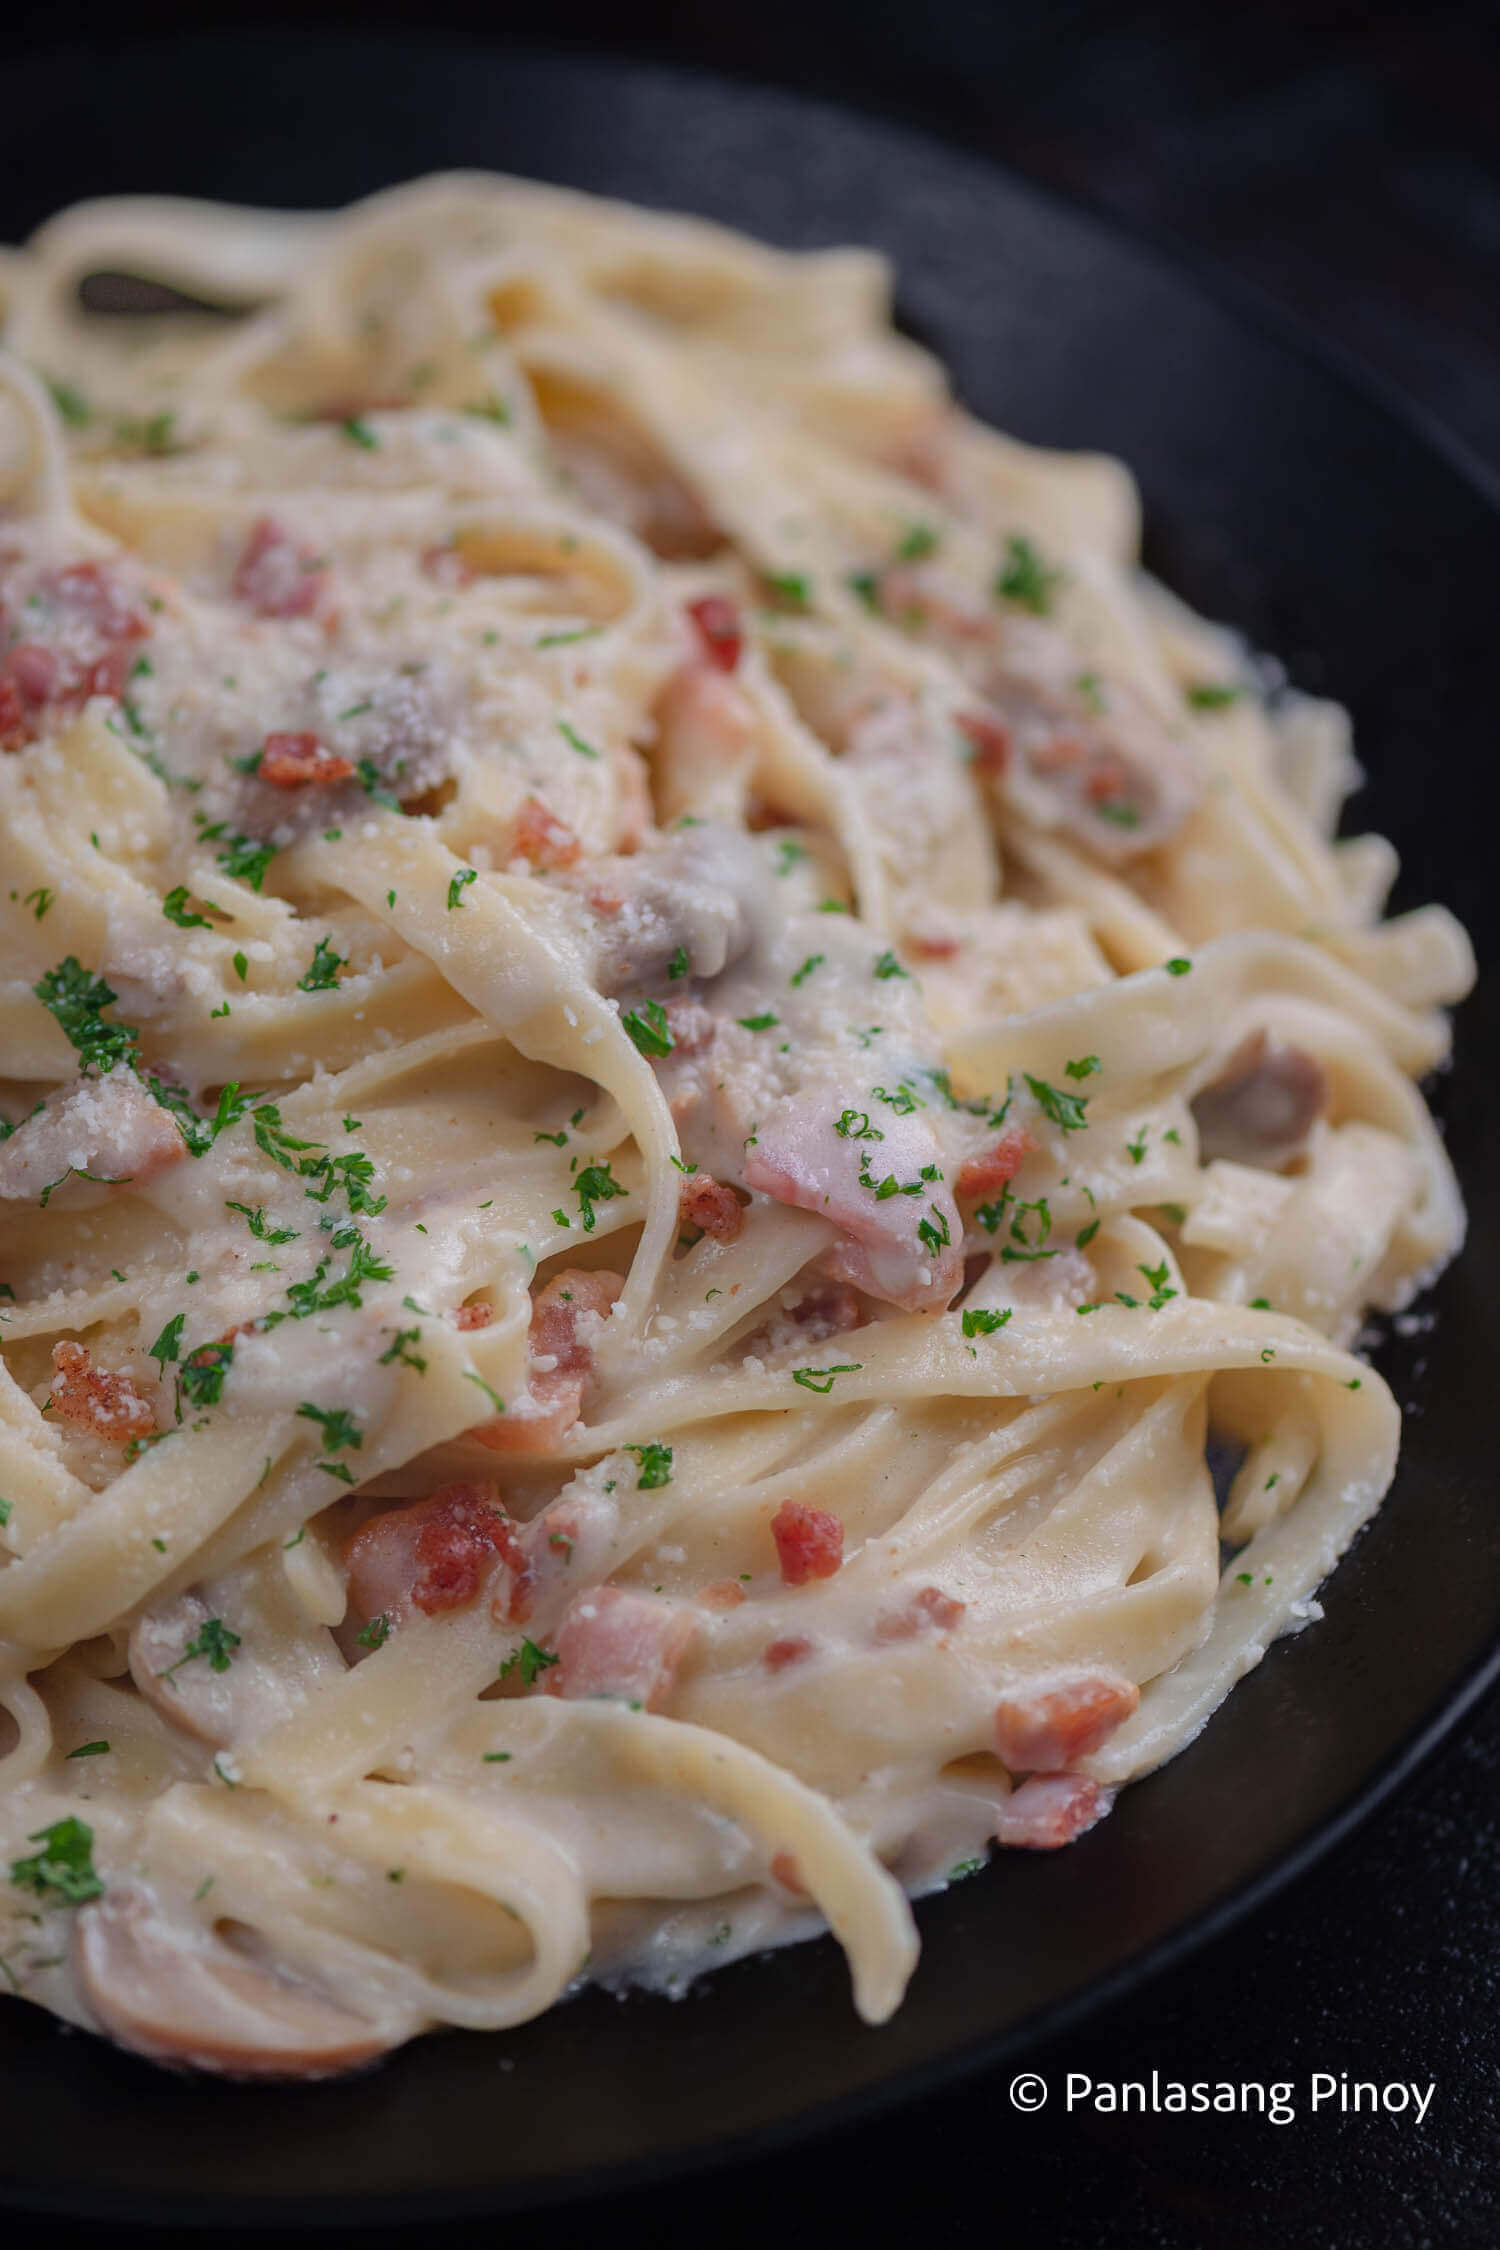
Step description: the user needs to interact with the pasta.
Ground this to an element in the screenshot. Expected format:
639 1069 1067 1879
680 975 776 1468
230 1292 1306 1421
0 174 1474 2077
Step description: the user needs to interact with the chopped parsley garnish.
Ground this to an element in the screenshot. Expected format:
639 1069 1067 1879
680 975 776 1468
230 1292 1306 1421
252 1104 325 1173
1075 1218 1101 1249
1125 1126 1149 1166
574 1160 627 1233
895 523 938 561
147 1312 186 1370
917 1207 951 1257
667 945 689 979
232 950 249 983
791 1363 862 1394
24 887 54 921
1165 957 1192 977
66 1741 110 1759
1185 681 1241 710
356 1613 391 1650
447 867 478 910
341 415 379 449
34 958 138 1074
775 839 809 875
1064 1055 1101 1081
45 376 92 427
226 1201 298 1244
283 1229 393 1318
873 950 909 981
764 571 811 611
161 886 217 930
195 819 277 892
296 935 346 991
500 1638 560 1688
1137 1259 1178 1310
161 1617 241 1679
9 1818 103 1905
737 1012 779 1033
379 1325 427 1372
834 1109 882 1141
1096 800 1141 830
558 719 601 761
296 1402 363 1453
790 953 824 987
962 1307 1012 1337
179 1341 233 1409
994 535 1062 615
1024 1073 1090 1132
621 999 674 1059
627 1441 674 1489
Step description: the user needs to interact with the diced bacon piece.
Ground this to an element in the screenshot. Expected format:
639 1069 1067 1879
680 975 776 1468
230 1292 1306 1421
678 1174 744 1244
873 1585 967 1642
0 674 30 752
511 794 581 871
956 1128 1032 1203
764 1636 814 1672
652 660 758 825
770 1500 844 1587
698 1579 747 1611
993 1669 1140 1773
42 562 150 646
686 595 743 673
469 1268 623 1454
553 1585 698 1710
0 1073 185 1204
6 642 61 704
48 1341 156 1445
770 1850 809 1895
344 1483 529 1626
956 709 1011 774
421 542 476 589
233 517 330 619
258 731 355 788
907 926 962 962
995 1773 1114 1850
454 1301 493 1332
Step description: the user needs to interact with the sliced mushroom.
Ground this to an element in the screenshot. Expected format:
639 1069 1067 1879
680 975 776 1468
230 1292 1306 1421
76 1889 390 2079
1190 1029 1328 1172
129 1561 345 1748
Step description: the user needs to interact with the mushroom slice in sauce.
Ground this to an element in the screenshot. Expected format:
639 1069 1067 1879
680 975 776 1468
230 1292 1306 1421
129 1567 344 1748
1190 1029 1328 1172
76 1890 390 2079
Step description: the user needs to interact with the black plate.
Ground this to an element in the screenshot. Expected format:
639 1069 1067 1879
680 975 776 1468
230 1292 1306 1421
3 32 1498 2229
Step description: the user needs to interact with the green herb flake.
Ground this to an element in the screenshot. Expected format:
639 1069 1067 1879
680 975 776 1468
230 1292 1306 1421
626 1441 673 1490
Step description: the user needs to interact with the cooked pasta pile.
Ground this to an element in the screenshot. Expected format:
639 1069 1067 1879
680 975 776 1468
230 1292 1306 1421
0 176 1473 2076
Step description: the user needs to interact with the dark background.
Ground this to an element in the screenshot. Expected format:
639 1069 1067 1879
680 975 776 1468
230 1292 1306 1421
8 4 1500 2245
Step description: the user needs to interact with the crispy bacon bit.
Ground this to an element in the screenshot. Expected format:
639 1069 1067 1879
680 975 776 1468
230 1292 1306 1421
554 1586 698 1710
685 595 743 673
0 562 151 746
259 731 355 788
956 709 1011 774
233 517 330 619
511 795 581 871
455 1301 494 1332
995 1773 1114 1850
873 1585 967 1642
908 928 962 962
0 674 29 752
0 1073 185 1205
764 1635 814 1672
956 1129 1033 1203
678 1174 744 1244
993 1670 1139 1773
770 1501 844 1587
421 542 477 589
698 1579 747 1611
770 1850 809 1895
471 1268 623 1455
47 1341 156 1445
586 880 627 917
345 1482 530 1626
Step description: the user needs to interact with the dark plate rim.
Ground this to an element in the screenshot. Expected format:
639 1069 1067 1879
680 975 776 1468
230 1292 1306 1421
2 32 1498 2228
